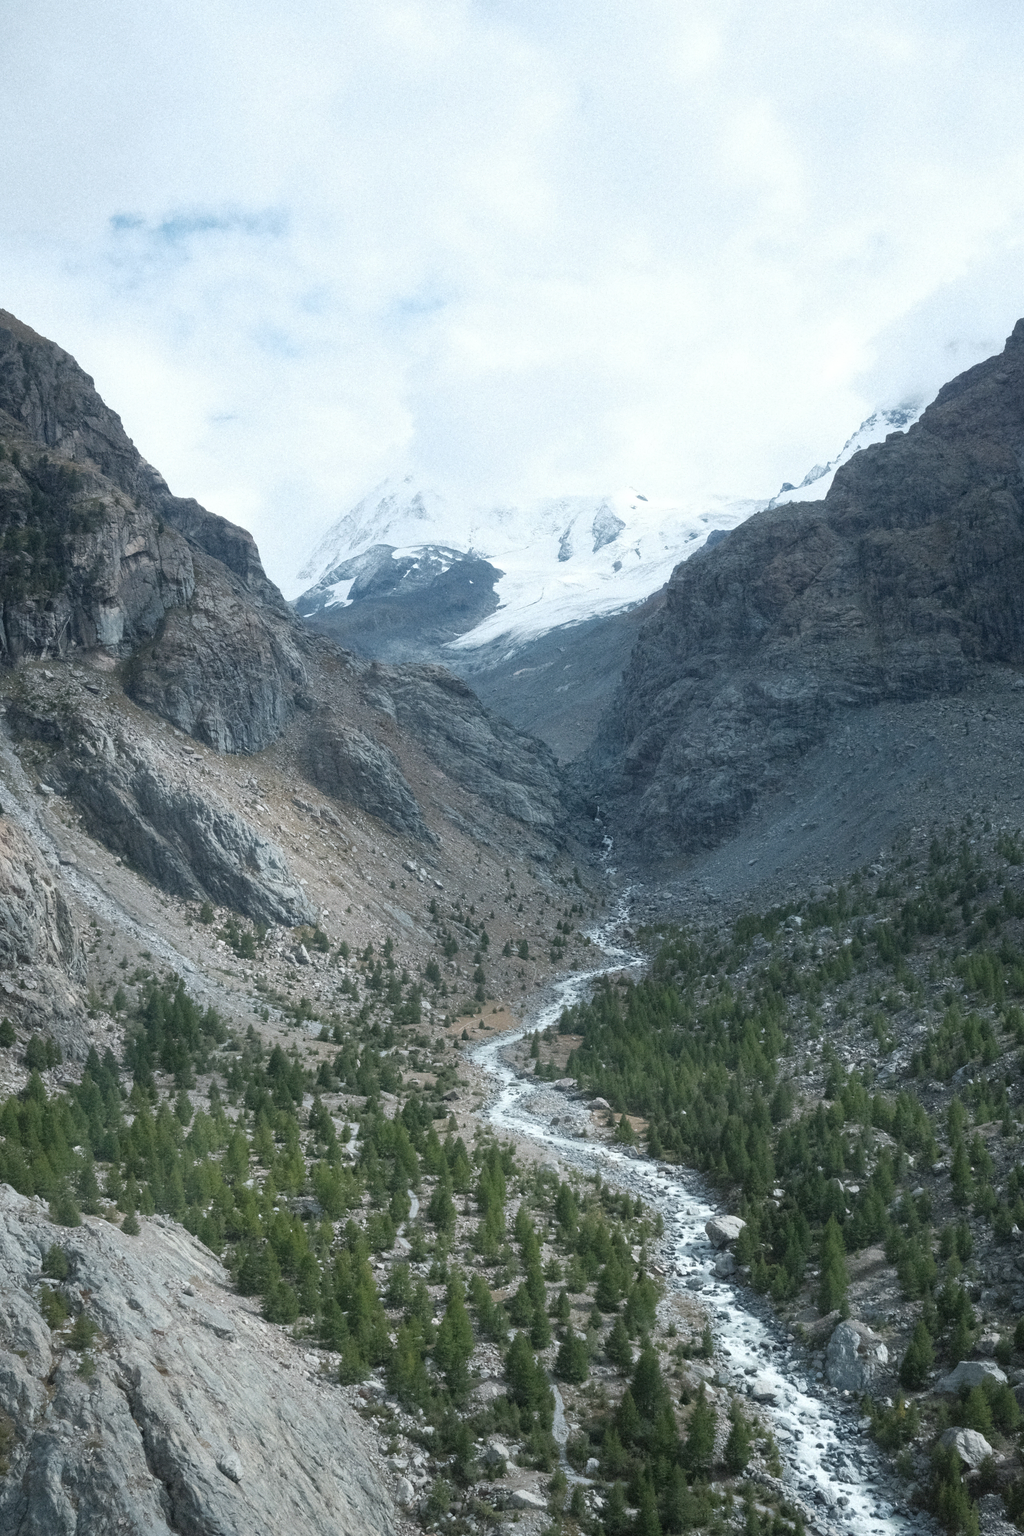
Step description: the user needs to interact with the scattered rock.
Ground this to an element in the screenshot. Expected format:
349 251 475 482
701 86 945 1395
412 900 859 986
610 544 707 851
705 1215 746 1248
939 1427 996 1469
472 1378 506 1404
824 1320 888 1392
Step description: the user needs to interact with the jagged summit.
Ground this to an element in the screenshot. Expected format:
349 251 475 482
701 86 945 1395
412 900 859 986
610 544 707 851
767 404 925 508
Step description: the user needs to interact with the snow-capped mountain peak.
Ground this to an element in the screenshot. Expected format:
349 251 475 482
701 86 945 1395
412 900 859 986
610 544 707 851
292 475 764 652
768 406 923 508
290 400 927 661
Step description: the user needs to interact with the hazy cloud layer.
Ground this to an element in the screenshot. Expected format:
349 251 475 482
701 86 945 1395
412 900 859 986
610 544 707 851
3 1 1024 584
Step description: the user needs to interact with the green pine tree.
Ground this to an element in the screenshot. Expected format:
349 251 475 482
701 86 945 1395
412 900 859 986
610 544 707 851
616 1387 642 1446
630 1344 670 1421
899 1318 935 1390
634 1470 662 1536
605 1481 629 1536
606 1313 634 1371
555 1327 590 1384
661 1463 694 1534
723 1398 753 1474
684 1384 717 1475
433 1274 475 1398
817 1215 849 1314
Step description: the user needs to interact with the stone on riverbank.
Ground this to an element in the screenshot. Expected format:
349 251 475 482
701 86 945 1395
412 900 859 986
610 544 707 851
705 1215 746 1248
825 1320 888 1392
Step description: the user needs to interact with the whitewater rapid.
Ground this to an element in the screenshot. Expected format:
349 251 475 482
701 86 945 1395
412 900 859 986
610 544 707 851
471 933 918 1536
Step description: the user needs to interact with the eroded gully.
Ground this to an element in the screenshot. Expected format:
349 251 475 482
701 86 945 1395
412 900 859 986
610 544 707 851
470 910 922 1536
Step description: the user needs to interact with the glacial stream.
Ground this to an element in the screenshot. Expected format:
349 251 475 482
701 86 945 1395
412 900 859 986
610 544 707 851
471 927 917 1536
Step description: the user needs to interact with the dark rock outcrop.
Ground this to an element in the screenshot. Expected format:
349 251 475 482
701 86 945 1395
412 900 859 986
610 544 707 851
7 692 312 926
583 319 1024 859
369 664 572 833
0 446 196 664
123 550 308 754
0 311 302 754
302 720 431 843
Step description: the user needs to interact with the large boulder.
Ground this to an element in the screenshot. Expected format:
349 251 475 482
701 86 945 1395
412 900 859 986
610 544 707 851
939 1427 995 1469
825 1320 889 1392
705 1215 746 1248
939 1360 1008 1394
510 1489 548 1511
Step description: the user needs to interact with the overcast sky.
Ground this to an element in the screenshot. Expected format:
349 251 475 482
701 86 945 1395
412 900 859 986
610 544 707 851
4 0 1024 588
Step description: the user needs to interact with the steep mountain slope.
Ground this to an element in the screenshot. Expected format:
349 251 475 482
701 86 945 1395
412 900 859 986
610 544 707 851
581 319 1024 865
0 311 606 1531
0 311 583 882
452 590 666 764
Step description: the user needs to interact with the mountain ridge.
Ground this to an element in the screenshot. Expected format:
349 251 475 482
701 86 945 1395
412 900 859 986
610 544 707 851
579 318 1024 865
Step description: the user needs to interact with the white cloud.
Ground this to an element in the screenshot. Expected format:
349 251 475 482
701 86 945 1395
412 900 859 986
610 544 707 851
3 0 1024 583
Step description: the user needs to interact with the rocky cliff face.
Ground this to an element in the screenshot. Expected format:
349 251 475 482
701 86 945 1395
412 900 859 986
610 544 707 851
0 311 304 756
583 319 1024 860
0 1185 395 1536
123 548 309 755
5 672 313 927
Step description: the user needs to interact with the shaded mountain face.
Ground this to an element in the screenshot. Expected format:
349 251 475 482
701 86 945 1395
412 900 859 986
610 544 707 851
581 318 1024 862
452 591 666 764
296 542 504 660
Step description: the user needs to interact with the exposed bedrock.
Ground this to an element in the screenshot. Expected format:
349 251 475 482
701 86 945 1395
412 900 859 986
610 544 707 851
0 1184 396 1536
6 696 312 927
